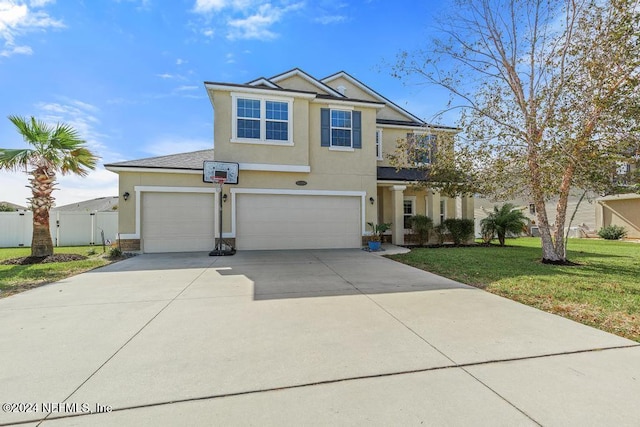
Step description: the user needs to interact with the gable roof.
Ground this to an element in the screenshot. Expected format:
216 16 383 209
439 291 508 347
322 71 426 125
246 77 281 89
105 149 214 171
268 68 345 98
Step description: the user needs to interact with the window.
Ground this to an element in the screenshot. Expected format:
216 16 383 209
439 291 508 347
321 108 361 149
409 133 437 164
232 94 292 144
403 199 414 229
376 129 383 160
331 109 352 147
440 199 446 224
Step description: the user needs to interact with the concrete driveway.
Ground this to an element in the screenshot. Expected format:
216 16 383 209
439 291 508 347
1 249 639 426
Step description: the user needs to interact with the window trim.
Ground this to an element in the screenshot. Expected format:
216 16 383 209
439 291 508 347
330 108 353 148
403 196 416 230
376 129 383 160
231 93 294 146
409 132 437 165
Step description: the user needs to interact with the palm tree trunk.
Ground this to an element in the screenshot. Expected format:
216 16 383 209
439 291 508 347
29 167 55 257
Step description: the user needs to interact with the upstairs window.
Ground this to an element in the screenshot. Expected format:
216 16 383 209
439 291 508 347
321 108 362 150
408 133 437 164
232 94 292 145
331 110 352 147
376 129 383 160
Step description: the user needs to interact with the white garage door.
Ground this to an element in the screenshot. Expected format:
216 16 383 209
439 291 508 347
142 192 216 253
236 194 361 250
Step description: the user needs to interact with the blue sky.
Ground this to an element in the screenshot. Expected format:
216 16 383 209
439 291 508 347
0 0 453 206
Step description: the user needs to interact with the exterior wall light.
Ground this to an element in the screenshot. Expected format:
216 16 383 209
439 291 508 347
123 192 130 201
222 194 228 203
369 197 375 204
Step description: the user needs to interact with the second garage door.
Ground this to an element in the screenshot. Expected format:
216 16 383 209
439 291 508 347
235 194 361 250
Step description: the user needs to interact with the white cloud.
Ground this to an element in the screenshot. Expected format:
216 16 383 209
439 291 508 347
194 0 227 13
143 137 212 157
176 58 186 65
192 1 303 41
314 14 345 24
225 52 234 63
227 2 303 40
0 0 64 57
175 85 198 91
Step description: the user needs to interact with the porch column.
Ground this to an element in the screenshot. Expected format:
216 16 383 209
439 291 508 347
389 185 406 245
461 195 474 220
427 190 441 225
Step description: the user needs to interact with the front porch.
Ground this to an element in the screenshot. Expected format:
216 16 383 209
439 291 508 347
375 182 474 245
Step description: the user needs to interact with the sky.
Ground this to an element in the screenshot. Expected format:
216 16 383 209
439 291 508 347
0 0 454 207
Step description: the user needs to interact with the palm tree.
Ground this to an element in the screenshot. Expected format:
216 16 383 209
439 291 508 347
480 203 528 246
0 116 98 257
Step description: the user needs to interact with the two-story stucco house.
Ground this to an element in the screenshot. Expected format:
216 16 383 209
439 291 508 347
105 68 474 253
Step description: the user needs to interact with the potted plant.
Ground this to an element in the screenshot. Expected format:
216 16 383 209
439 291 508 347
367 222 391 251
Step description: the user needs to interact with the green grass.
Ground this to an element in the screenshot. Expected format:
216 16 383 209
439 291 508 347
0 246 112 297
389 238 640 341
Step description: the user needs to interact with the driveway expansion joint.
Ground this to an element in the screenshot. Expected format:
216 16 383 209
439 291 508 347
12 344 637 426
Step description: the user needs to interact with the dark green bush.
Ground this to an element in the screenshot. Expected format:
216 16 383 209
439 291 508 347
442 218 475 245
410 215 434 245
597 225 627 240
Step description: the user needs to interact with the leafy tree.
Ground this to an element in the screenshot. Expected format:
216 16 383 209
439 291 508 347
0 116 98 257
481 203 528 246
392 0 640 263
0 203 15 212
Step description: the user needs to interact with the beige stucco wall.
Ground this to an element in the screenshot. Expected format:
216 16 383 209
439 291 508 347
598 197 640 238
323 76 412 122
274 75 330 95
210 89 310 166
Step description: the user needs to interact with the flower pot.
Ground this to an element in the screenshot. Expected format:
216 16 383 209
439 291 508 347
368 241 381 251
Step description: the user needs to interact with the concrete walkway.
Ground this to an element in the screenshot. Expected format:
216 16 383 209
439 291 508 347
0 249 638 426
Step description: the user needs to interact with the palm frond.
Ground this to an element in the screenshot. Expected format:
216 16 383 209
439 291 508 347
0 148 35 171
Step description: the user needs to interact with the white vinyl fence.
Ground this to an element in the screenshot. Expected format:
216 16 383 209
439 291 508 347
0 211 118 247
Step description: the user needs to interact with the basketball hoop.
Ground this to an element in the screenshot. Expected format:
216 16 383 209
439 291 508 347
210 176 227 185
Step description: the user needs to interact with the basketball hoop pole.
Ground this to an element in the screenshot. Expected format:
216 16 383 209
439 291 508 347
217 180 223 251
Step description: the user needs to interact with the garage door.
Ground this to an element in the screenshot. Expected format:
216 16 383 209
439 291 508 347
142 192 216 253
236 194 361 250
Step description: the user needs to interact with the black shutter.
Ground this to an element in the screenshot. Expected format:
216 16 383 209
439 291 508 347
352 111 361 149
321 108 330 147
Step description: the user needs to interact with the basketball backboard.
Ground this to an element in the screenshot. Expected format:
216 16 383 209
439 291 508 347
203 161 239 184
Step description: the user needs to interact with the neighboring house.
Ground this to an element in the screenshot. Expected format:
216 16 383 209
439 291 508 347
105 68 473 253
596 193 640 239
0 201 27 211
53 196 119 212
475 193 599 238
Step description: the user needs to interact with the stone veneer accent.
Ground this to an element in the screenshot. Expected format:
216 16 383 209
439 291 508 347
117 239 140 251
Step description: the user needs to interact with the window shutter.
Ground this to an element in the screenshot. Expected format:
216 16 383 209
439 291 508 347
352 111 362 149
321 108 330 147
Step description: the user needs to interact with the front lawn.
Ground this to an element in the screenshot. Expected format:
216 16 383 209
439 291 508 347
389 238 640 341
0 246 113 298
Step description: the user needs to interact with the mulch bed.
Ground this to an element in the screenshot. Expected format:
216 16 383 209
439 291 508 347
1 254 88 265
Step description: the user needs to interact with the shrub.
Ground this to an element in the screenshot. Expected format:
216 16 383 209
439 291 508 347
409 215 433 245
86 248 97 256
433 224 448 244
108 247 123 258
442 218 475 245
598 225 627 240
480 203 528 246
